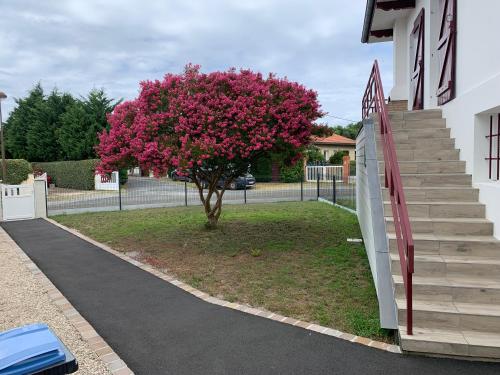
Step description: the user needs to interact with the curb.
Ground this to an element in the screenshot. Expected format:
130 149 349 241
0 226 135 375
45 217 401 354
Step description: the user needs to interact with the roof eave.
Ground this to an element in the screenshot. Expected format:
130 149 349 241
361 0 376 43
314 142 356 146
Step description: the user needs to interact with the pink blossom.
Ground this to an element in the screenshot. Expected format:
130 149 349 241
97 64 324 177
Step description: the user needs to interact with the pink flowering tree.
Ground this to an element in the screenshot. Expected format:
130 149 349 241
97 65 323 228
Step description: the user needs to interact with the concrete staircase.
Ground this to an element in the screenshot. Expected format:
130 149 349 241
377 109 500 359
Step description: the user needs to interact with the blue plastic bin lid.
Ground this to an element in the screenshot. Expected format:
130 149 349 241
0 323 66 375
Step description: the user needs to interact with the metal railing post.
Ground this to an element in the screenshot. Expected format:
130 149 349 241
316 174 320 200
184 181 188 206
332 176 336 204
44 182 48 217
118 180 122 211
300 178 303 201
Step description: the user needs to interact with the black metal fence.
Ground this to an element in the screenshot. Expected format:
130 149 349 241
46 174 356 216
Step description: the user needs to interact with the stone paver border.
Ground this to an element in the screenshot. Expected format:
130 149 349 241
45 217 401 354
0 226 135 375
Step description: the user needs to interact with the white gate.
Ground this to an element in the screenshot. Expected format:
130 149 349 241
306 166 343 182
1 184 35 221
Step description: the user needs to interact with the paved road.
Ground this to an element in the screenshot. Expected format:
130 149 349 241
48 176 355 215
5 219 496 375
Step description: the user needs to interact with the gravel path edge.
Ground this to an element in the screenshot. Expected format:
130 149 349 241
0 225 135 375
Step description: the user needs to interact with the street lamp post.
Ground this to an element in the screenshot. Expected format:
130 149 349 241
0 91 7 181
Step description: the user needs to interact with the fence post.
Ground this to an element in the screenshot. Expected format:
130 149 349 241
118 180 122 211
332 176 336 204
300 178 303 201
244 184 247 204
44 182 48 217
316 174 320 200
184 181 188 206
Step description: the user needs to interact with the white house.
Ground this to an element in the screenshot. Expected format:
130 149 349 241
362 0 500 227
357 0 500 360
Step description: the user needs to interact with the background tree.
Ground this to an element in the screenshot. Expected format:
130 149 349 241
5 84 45 159
310 123 334 138
331 122 362 140
25 89 75 161
58 89 120 160
98 65 323 228
4 84 118 161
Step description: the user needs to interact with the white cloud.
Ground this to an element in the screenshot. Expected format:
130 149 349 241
0 0 393 126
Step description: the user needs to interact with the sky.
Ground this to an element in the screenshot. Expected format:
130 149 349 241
0 0 393 126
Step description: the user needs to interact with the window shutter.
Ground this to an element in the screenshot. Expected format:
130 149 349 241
411 9 425 110
436 0 457 105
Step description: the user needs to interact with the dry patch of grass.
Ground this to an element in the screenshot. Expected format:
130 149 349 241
54 202 392 342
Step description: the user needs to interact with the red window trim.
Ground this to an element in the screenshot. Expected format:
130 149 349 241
436 0 457 106
486 114 500 181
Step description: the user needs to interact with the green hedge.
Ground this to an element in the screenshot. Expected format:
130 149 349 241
0 159 32 184
33 159 99 190
250 156 272 182
280 162 304 183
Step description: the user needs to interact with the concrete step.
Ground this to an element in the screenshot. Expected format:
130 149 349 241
391 253 500 279
381 149 461 162
380 173 472 187
394 148 460 161
384 201 485 218
382 187 479 202
376 128 451 142
388 233 500 258
386 217 493 236
390 118 447 131
394 274 500 304
379 160 466 174
389 109 443 121
376 137 455 151
397 299 500 335
399 325 500 358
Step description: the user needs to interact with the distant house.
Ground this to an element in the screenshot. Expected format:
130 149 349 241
311 134 356 161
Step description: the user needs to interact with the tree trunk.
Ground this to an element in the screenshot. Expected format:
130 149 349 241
193 179 225 230
192 169 235 230
206 212 219 229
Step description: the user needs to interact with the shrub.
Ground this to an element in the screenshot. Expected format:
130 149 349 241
250 156 272 182
119 168 128 185
0 159 32 184
280 162 304 183
306 146 325 163
329 150 349 165
33 159 99 190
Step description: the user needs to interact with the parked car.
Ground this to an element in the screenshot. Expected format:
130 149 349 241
170 169 256 190
218 173 256 190
170 169 192 182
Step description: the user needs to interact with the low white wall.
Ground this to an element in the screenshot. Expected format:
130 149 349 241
95 172 119 191
356 118 397 329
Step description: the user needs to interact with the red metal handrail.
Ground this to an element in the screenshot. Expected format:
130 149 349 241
362 60 414 335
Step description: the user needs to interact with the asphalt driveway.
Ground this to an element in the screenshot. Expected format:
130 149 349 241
3 219 500 375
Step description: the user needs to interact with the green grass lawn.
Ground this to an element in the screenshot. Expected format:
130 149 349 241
53 201 392 342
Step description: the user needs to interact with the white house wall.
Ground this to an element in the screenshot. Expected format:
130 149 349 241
390 0 500 237
389 17 409 101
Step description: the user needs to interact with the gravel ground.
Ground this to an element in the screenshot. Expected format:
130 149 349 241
0 228 111 375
